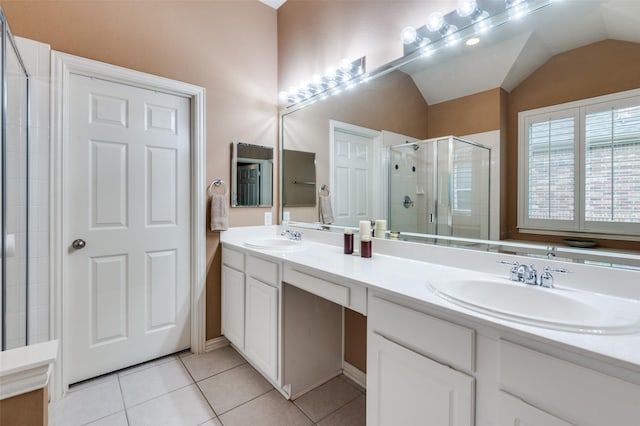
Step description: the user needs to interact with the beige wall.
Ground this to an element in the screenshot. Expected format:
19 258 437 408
427 87 503 138
2 0 279 339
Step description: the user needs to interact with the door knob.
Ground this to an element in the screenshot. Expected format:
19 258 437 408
72 239 86 249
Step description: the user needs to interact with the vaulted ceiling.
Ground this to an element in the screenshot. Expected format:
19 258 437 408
403 0 640 104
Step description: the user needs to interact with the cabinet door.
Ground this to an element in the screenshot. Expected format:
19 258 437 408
499 391 574 426
245 276 279 381
367 332 474 426
222 265 245 350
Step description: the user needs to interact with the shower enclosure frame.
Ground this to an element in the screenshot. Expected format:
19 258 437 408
0 7 30 351
388 135 491 240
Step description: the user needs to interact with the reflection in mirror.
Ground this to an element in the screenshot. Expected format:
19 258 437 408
280 0 640 267
389 136 491 240
231 142 273 207
282 149 316 207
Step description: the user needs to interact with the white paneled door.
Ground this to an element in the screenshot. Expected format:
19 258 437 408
65 74 191 384
331 122 382 226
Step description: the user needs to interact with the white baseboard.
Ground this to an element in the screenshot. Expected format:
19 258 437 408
342 361 366 390
205 336 229 352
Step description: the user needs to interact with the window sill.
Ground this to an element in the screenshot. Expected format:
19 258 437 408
517 227 640 242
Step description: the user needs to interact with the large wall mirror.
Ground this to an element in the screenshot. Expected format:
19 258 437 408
231 142 274 207
280 0 640 268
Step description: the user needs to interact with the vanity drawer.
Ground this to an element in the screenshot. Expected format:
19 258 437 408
369 295 475 372
499 340 640 425
283 265 367 315
246 255 279 287
222 247 244 271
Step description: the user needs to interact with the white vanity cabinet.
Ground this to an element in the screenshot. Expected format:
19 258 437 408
221 247 246 350
367 293 475 426
498 391 574 426
497 340 640 426
244 256 280 381
221 246 281 384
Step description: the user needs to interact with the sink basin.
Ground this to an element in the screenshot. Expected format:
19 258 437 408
244 237 305 251
428 279 640 334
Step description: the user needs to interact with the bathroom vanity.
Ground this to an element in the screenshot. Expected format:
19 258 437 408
220 225 640 426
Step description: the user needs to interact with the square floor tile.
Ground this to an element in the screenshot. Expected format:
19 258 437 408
117 353 177 378
84 410 128 426
126 384 215 426
119 358 193 408
68 372 118 395
219 389 313 426
294 376 362 422
317 394 366 426
181 346 246 382
198 363 273 414
49 379 124 426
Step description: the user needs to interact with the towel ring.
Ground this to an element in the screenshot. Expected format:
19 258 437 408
208 178 228 196
319 184 330 196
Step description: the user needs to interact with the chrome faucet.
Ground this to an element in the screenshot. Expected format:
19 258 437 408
498 261 570 288
281 230 303 241
517 263 538 285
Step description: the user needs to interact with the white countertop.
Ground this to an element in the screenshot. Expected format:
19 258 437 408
0 339 58 400
221 226 640 374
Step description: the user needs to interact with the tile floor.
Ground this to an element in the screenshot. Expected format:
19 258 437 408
49 345 366 426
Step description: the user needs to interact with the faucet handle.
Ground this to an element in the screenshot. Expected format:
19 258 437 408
497 260 520 281
539 266 570 288
544 266 571 274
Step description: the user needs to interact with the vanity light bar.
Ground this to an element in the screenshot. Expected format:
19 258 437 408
401 0 553 56
279 56 366 107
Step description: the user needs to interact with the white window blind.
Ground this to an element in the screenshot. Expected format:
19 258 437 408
527 117 575 221
518 88 640 237
584 105 640 224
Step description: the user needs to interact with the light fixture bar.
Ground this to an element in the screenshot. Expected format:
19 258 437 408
402 0 553 56
279 56 366 107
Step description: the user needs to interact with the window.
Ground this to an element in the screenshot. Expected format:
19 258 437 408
453 144 472 213
519 89 640 237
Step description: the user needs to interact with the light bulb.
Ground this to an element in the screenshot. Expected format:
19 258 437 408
401 26 418 44
340 58 351 70
456 0 477 17
278 91 288 101
473 10 489 22
426 12 445 32
325 66 336 79
312 74 322 85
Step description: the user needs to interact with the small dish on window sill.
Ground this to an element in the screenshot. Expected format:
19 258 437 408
563 238 597 248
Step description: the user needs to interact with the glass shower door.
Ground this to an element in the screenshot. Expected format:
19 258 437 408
388 136 491 240
1 11 30 351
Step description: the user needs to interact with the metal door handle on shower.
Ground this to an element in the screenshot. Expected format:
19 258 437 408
403 196 414 208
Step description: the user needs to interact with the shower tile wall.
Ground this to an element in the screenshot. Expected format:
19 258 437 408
16 37 51 345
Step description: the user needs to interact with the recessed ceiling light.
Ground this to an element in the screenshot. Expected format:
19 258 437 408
466 37 480 46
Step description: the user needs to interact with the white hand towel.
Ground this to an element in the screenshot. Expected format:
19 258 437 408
210 193 229 231
319 194 334 224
